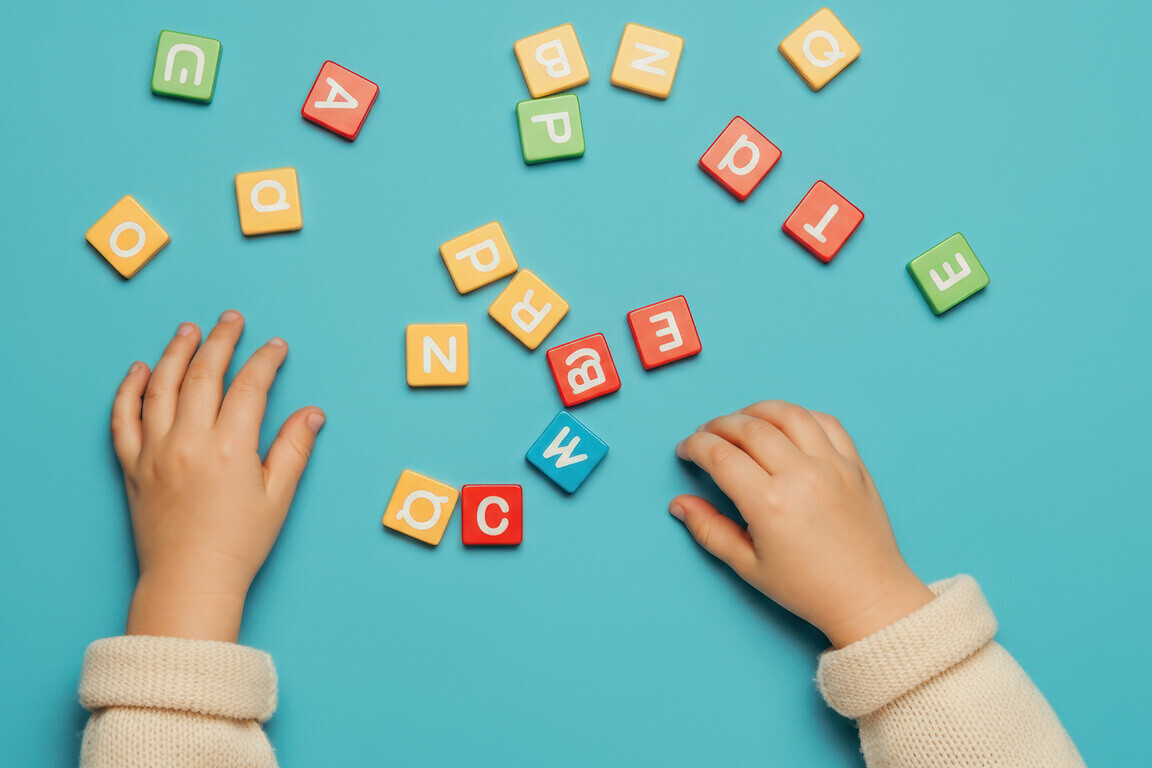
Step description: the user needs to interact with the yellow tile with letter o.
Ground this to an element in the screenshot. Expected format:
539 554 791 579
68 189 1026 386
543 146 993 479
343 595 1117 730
440 222 518 294
779 8 860 91
382 469 459 546
514 24 589 98
235 167 303 236
487 269 568 350
85 195 170 279
406 323 469 387
610 23 684 99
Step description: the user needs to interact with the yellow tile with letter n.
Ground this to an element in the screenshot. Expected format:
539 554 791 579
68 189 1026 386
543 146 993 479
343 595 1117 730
610 23 684 99
406 323 469 387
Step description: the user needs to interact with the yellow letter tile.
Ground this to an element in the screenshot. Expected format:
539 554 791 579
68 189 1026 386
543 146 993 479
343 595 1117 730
514 24 589 98
610 23 684 99
779 8 860 91
382 469 459 546
235 167 303 236
487 269 568 350
85 195 170 279
439 222 518 294
406 323 469 387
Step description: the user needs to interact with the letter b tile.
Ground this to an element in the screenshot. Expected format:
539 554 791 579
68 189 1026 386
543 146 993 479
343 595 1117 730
907 233 989 315
699 117 781 201
546 333 621 407
151 30 221 103
382 470 459 546
513 24 589 98
526 411 608 493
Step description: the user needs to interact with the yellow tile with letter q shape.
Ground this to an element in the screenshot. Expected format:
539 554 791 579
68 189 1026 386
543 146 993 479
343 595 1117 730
488 269 569 350
610 23 684 99
382 470 459 546
406 323 469 387
779 8 860 91
235 167 302 236
85 195 170 279
439 222 518 293
514 24 589 98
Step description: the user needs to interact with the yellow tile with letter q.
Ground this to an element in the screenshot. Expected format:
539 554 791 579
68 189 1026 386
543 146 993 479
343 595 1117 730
406 323 469 387
488 269 569 350
514 24 589 98
382 469 459 546
85 195 170 279
440 222 518 294
235 167 302 236
610 23 684 99
779 8 860 91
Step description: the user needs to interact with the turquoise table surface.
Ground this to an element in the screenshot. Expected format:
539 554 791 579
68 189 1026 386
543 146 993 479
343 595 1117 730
2 1 1149 765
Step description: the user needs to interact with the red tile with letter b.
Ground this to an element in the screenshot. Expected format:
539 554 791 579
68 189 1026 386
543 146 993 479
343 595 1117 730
698 117 781 201
546 333 621 407
782 181 864 263
461 485 523 546
301 60 379 140
627 295 701 370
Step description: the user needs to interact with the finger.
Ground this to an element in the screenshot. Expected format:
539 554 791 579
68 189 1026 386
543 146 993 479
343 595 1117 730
698 413 803 474
143 322 202 436
217 337 289 445
264 407 326 506
675 431 774 517
111 361 151 468
670 494 757 579
808 411 861 461
738 400 838 458
176 310 245 428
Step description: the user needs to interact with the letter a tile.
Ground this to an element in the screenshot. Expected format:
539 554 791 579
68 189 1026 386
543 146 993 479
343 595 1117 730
526 411 608 493
488 270 569 350
301 60 379 140
907 234 989 315
440 222 518 293
546 333 621 407
514 24 589 98
779 8 861 91
383 470 459 546
85 195 170 279
235 168 303 236
699 117 781 201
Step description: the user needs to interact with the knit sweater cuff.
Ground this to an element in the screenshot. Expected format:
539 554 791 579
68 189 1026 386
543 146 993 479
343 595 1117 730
79 635 278 722
815 574 997 719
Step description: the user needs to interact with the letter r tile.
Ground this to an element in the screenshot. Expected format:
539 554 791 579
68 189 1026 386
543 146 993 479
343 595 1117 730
488 269 569 350
546 333 621 407
699 117 781 201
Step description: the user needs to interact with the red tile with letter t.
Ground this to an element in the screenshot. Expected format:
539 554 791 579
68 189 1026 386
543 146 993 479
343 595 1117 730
782 181 864 263
461 485 523 546
628 295 701 370
698 117 781 201
546 333 621 407
301 60 379 140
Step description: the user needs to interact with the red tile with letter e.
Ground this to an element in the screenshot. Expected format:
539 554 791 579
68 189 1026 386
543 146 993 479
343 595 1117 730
546 333 621 407
627 295 701 370
698 117 781 201
461 484 523 546
301 61 379 140
782 181 864 263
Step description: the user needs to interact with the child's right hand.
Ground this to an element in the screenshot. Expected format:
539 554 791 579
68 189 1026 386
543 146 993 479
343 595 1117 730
670 401 935 648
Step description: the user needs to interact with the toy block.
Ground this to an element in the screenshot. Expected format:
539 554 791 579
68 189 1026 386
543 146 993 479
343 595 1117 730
779 8 861 91
517 94 585 164
782 181 863 263
151 30 221 103
234 168 302 236
85 195 170 279
907 234 989 315
461 484 523 546
699 117 781 201
546 333 621 407
610 23 684 99
301 61 379 140
382 470 459 546
440 222 518 294
514 24 589 98
627 296 702 370
488 269 569 350
406 324 469 387
526 411 607 493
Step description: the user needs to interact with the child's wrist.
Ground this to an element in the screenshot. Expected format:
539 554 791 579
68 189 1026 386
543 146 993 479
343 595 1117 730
127 574 247 643
817 566 936 649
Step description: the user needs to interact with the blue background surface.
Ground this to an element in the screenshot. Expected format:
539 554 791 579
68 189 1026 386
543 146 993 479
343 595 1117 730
1 1 1149 765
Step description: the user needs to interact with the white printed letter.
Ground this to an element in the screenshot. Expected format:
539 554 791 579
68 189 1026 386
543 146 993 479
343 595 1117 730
313 78 358 110
109 222 145 259
565 348 605 394
476 496 510 537
250 180 290 213
803 204 839 244
396 490 448 531
631 43 670 75
455 239 501 272
718 135 759 176
530 112 572 144
535 40 571 78
542 426 587 468
423 335 457 374
803 30 847 68
649 311 683 353
164 44 205 86
511 289 553 334
929 254 973 292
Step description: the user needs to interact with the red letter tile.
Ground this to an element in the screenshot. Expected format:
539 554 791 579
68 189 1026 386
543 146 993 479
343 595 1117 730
698 117 781 201
782 181 864 263
546 333 621 407
301 61 379 141
627 296 701 370
461 485 522 546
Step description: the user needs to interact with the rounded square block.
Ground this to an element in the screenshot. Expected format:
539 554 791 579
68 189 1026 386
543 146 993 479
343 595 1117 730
517 94 585 165
382 470 459 546
610 23 684 99
779 8 861 91
699 117 781 201
301 61 379 140
440 222 518 294
526 411 608 494
406 323 469 387
782 180 863 263
151 30 221 103
907 233 989 315
514 24 590 98
85 195 170 279
488 269 569 350
546 333 621 407
234 168 302 236
627 295 702 370
461 485 523 546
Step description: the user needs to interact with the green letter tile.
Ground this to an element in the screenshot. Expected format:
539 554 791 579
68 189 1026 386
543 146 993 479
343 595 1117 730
151 30 221 103
516 94 585 164
907 233 989 315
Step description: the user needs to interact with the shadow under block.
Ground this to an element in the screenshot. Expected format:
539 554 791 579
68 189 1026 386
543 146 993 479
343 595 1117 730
907 233 989 315
782 180 863 263
85 195 170 279
461 484 523 546
546 333 621 407
488 269 569 349
699 117 781 201
517 94 585 164
779 8 860 91
627 295 702 370
301 60 379 140
610 23 684 99
406 323 469 387
235 168 303 236
513 24 590 98
526 411 608 493
440 222 518 293
382 470 459 546
151 30 221 103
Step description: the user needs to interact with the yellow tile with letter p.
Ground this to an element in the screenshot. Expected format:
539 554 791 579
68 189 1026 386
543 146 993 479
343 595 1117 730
779 8 860 91
488 269 569 350
440 222 518 294
514 24 589 98
382 469 459 546
85 195 170 279
610 23 684 99
235 167 302 236
406 323 469 387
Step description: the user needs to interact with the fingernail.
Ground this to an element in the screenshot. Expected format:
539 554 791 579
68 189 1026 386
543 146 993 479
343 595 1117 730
220 309 242 323
267 336 288 349
669 502 685 521
177 322 196 336
128 361 142 374
675 439 687 458
306 411 326 433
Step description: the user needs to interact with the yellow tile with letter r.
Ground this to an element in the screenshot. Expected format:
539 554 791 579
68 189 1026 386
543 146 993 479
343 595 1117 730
382 469 459 546
488 269 569 350
440 222 518 293
406 323 469 387
235 167 302 236
610 23 684 99
779 8 860 91
85 195 170 279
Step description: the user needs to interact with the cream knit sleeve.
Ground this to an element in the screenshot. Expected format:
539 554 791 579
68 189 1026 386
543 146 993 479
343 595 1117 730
816 575 1084 767
79 635 279 768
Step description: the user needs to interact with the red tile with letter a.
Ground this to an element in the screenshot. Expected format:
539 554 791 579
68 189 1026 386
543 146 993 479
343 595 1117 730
782 181 864 263
698 117 781 201
546 333 621 407
627 295 702 370
301 61 379 140
461 485 523 546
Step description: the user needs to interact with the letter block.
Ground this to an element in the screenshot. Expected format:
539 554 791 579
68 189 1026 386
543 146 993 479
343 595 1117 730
782 181 863 263
517 94 585 164
699 117 781 201
488 269 569 350
382 470 459 546
234 168 303 236
406 323 469 387
779 8 861 91
85 195 170 279
627 296 701 370
514 24 590 98
440 222 518 293
151 30 221 103
526 411 608 493
546 333 621 407
610 23 684 99
461 484 523 546
907 234 989 315
301 61 379 140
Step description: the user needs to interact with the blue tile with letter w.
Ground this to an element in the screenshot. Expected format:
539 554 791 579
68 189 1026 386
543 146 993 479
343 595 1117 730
526 411 608 493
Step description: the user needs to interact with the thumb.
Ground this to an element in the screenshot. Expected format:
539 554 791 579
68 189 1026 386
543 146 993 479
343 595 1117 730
670 494 757 579
265 407 326 505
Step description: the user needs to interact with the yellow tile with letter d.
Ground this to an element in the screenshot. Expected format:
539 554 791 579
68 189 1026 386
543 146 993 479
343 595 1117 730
440 222 518 293
85 195 170 279
610 23 684 99
235 167 303 236
779 8 860 91
488 269 569 350
406 323 469 387
514 24 589 98
382 469 459 546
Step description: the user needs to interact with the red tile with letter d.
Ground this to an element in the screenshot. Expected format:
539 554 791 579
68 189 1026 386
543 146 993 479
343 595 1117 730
546 333 621 407
627 295 701 370
461 485 523 546
301 60 379 140
698 117 781 201
782 181 864 263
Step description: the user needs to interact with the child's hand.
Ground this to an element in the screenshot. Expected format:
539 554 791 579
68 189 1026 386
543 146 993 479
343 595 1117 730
671 401 934 648
111 311 325 643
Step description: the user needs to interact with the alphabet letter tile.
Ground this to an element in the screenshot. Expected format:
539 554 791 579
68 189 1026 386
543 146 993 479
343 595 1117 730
517 94 585 164
610 23 684 99
514 24 589 98
85 195 170 279
526 411 608 493
440 222 518 293
627 296 701 370
235 168 303 236
151 30 221 103
782 181 863 263
488 270 569 350
699 117 781 201
406 323 469 387
382 470 459 546
779 8 861 91
546 333 621 407
461 484 523 546
301 61 379 140
907 233 989 315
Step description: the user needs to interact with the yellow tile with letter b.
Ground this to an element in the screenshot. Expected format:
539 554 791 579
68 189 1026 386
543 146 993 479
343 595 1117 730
610 23 684 99
488 269 569 350
235 167 302 236
406 323 469 387
440 222 518 294
779 8 860 91
382 469 459 546
514 24 589 98
85 195 170 279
